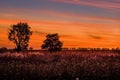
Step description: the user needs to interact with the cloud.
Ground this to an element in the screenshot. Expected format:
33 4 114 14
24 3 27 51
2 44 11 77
60 34 79 39
33 31 48 35
88 34 102 39
0 13 18 18
0 7 120 22
39 9 120 22
52 0 120 10
0 39 4 41
0 18 119 34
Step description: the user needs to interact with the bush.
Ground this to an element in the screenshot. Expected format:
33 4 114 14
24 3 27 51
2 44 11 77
0 47 7 53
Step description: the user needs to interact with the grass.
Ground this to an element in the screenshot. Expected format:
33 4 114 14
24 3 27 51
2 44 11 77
0 51 120 80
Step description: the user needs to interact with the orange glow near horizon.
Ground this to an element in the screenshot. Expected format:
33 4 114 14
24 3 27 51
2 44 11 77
0 18 120 49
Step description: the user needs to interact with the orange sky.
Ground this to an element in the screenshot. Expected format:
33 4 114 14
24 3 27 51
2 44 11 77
0 0 120 49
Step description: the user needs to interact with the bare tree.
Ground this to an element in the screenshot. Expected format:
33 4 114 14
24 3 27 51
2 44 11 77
41 33 63 53
8 22 32 52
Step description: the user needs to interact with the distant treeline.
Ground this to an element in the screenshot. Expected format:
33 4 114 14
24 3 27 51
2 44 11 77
63 47 120 51
0 47 120 53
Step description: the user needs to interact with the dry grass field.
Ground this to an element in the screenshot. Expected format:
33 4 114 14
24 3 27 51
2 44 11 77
0 51 120 80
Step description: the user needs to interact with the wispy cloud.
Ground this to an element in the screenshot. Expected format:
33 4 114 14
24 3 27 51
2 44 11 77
0 8 120 22
88 34 102 39
0 13 18 17
40 9 120 22
33 31 48 35
1 18 119 32
52 0 120 10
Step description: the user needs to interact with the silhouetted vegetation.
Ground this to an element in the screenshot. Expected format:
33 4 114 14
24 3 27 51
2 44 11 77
8 22 32 52
29 47 33 51
41 33 63 53
0 47 7 53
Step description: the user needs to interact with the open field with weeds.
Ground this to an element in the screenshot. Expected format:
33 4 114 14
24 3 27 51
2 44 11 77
0 51 120 80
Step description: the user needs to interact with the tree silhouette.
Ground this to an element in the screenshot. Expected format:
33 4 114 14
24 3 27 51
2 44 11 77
29 47 33 51
0 47 7 53
41 33 63 53
8 22 32 52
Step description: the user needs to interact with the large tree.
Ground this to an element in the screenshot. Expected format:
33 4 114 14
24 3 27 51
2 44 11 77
8 22 32 52
41 33 63 53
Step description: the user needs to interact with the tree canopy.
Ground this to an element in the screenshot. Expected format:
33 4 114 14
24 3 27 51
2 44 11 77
8 22 32 52
41 33 63 53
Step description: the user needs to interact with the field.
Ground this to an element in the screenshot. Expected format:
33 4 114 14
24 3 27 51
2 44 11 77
0 51 120 80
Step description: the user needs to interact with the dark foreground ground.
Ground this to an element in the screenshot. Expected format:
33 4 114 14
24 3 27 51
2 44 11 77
0 51 120 80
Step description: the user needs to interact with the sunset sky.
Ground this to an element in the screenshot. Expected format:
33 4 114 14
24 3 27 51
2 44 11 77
0 0 120 49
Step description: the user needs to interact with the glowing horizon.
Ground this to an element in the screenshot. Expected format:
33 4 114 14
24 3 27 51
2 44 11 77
0 0 120 49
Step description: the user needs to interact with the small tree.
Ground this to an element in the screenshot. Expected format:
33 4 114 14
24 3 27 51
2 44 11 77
8 22 32 52
41 33 63 53
0 47 7 53
29 47 33 51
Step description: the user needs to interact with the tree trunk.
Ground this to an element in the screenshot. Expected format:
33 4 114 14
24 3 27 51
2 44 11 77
17 45 21 52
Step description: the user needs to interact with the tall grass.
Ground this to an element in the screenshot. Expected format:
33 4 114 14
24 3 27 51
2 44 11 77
0 51 120 80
